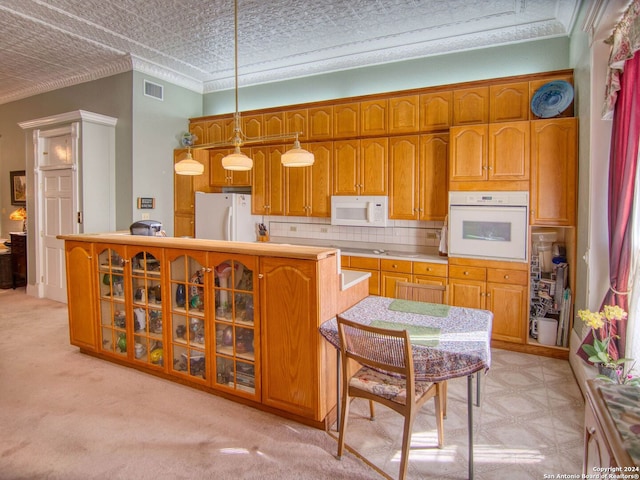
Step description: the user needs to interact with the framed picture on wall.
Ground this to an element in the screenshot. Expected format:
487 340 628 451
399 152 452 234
10 170 26 206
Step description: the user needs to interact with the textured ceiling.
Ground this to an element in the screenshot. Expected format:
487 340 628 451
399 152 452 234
0 0 582 105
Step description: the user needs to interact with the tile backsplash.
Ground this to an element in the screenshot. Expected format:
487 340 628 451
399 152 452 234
265 216 444 249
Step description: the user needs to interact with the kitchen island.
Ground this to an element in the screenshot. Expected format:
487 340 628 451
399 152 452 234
59 233 369 429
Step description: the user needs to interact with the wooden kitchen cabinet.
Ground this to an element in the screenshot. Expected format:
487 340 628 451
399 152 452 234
449 125 487 183
389 134 448 221
62 235 361 429
388 135 419 219
419 91 452 132
66 241 97 351
210 148 252 187
360 99 387 136
242 114 263 140
95 244 166 371
341 255 381 296
489 82 530 123
530 118 577 226
419 134 449 221
264 112 286 137
308 106 333 140
251 145 285 215
333 139 387 196
449 258 528 344
388 95 419 134
333 102 360 138
453 86 489 125
260 255 340 421
380 258 413 297
286 109 308 141
449 121 529 190
285 142 332 217
174 148 211 237
166 250 260 399
487 268 528 343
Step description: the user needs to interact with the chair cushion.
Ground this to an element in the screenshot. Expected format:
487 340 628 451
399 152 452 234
349 367 434 405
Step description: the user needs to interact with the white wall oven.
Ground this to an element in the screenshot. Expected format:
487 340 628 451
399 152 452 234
448 191 529 262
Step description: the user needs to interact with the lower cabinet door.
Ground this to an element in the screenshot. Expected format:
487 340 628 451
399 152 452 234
66 242 97 350
260 257 320 419
487 282 527 343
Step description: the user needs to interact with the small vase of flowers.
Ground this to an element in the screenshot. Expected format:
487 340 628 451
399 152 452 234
578 305 639 385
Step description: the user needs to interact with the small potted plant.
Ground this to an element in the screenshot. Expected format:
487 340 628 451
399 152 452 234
578 305 639 385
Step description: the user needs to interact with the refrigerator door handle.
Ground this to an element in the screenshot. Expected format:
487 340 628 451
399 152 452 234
225 206 232 241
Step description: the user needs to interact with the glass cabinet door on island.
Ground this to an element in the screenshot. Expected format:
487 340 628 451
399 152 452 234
212 256 258 397
97 246 165 368
168 252 208 385
167 252 259 398
129 248 165 369
97 246 127 358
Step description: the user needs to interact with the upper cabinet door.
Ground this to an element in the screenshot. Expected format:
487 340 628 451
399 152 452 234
334 103 360 138
360 99 388 136
449 125 487 182
360 138 388 196
489 82 530 123
420 133 449 221
388 136 419 220
308 107 333 140
388 95 419 134
453 87 489 125
488 121 530 181
530 118 577 226
420 91 452 132
333 140 360 195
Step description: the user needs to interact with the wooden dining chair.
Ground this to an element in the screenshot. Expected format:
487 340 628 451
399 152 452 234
394 281 449 416
395 281 447 304
336 316 444 480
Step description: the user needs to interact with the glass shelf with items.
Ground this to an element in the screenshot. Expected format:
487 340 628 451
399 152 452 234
129 250 164 368
168 252 208 383
212 257 257 397
97 246 127 357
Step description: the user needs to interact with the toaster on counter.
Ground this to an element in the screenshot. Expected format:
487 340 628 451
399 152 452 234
130 220 163 236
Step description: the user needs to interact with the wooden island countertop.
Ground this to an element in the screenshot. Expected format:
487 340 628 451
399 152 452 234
58 233 339 261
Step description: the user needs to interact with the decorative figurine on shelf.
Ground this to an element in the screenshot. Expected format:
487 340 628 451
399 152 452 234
117 333 127 352
176 324 187 339
175 284 186 307
180 132 197 148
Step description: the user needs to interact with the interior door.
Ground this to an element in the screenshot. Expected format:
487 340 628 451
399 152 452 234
41 168 76 303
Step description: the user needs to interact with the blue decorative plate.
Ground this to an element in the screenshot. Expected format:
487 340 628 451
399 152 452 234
531 80 574 118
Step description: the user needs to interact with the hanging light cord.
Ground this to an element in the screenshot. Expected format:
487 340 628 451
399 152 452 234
232 0 241 148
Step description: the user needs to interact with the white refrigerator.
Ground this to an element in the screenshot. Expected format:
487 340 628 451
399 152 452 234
195 192 255 241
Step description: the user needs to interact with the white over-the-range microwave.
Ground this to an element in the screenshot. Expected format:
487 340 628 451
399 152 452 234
330 195 388 227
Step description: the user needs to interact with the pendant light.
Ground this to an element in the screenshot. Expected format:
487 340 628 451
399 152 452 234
221 0 252 171
174 147 204 175
178 0 313 171
281 133 315 167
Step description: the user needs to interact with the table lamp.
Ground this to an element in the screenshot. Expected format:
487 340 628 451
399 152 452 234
9 207 26 233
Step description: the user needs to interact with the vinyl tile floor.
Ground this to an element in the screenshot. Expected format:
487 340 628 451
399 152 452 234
329 348 585 480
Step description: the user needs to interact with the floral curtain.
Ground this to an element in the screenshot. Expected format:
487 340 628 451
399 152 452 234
603 0 640 119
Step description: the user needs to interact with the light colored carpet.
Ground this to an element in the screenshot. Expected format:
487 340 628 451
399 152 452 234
0 288 585 479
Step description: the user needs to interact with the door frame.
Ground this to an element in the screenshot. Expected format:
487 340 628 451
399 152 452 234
32 123 79 301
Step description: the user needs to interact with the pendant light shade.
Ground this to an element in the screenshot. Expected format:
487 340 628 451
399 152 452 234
174 150 204 175
222 146 253 171
281 136 314 167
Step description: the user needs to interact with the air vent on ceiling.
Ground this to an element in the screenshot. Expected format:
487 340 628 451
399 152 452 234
144 80 164 101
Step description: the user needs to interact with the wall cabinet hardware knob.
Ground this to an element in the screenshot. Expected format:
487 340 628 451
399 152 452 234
258 274 264 279
464 271 469 275
504 275 509 279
